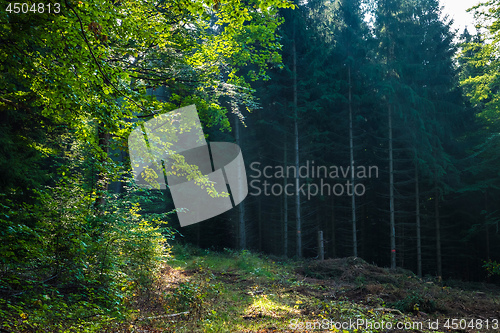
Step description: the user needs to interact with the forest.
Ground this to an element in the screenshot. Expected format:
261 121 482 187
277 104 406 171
1 0 500 331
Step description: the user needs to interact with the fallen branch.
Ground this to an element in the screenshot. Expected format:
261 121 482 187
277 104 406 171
373 308 404 316
137 311 189 321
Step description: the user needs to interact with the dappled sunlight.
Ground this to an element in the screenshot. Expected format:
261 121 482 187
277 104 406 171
244 294 300 319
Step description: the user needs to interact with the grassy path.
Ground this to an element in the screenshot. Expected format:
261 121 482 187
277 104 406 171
116 245 500 333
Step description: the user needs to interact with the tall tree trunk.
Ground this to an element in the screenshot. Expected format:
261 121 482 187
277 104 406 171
258 196 262 251
293 25 302 258
235 114 246 249
361 195 366 258
485 191 490 259
388 105 396 269
400 217 405 267
415 162 422 277
318 230 324 261
348 64 357 257
283 135 288 258
331 195 336 258
435 184 442 278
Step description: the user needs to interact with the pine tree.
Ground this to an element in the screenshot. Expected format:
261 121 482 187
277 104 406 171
373 0 459 272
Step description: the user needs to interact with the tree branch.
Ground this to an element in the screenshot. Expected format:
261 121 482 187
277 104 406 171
136 311 189 321
64 0 156 117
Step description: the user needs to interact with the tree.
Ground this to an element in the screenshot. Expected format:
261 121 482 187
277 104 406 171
373 0 459 272
0 0 294 328
458 0 500 278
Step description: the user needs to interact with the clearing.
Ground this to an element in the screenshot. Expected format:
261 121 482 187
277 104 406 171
111 244 500 333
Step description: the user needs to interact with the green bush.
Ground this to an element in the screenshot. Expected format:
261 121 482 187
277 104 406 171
0 178 174 332
391 291 436 314
483 260 500 276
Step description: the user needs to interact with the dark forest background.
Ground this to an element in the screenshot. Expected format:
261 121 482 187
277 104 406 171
179 0 500 282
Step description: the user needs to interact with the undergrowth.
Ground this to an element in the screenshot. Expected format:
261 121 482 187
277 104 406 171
127 243 500 333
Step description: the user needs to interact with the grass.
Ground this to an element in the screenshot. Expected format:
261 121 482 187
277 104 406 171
115 243 500 333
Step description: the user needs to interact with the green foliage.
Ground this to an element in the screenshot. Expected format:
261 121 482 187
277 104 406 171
164 279 223 318
460 2 500 131
391 291 436 314
1 0 294 145
483 260 500 276
0 177 172 332
1 0 296 329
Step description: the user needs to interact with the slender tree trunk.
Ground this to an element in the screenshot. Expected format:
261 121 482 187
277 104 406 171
399 217 405 267
283 136 288 258
258 196 262 251
485 191 490 259
348 65 357 257
388 105 396 269
361 195 366 258
318 231 324 261
293 25 302 258
435 184 442 278
331 195 336 258
415 162 422 278
235 114 246 249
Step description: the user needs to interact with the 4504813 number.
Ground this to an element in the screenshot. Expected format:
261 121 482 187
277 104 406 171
6 3 60 14
444 318 499 330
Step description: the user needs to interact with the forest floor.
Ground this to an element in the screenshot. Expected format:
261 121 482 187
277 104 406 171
111 244 500 333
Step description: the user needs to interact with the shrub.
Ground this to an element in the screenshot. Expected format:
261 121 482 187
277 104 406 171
0 178 174 332
483 260 500 276
391 291 436 314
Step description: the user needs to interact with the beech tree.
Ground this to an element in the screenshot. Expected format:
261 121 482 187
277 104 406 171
0 0 293 329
